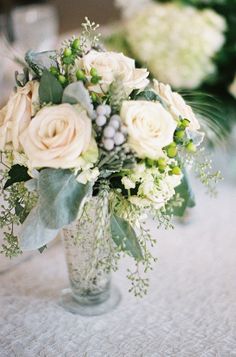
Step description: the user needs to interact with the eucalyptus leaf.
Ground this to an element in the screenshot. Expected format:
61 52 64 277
62 82 94 116
39 70 63 105
4 165 31 189
25 50 57 77
18 206 59 251
39 169 91 229
173 172 195 217
110 214 143 261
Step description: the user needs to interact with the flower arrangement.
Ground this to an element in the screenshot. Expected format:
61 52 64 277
0 19 221 295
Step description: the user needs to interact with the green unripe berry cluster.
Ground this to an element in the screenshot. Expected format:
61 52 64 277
50 66 68 86
62 38 81 66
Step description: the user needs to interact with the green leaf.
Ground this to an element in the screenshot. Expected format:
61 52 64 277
110 214 143 261
39 70 63 105
4 165 31 189
173 173 195 217
18 206 59 251
62 82 94 116
15 202 26 224
38 169 92 229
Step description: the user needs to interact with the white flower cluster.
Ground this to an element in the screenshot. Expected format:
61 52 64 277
124 2 226 89
122 161 182 209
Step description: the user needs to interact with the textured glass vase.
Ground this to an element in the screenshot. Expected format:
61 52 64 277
60 197 121 316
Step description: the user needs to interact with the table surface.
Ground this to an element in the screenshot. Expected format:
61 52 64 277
0 178 236 357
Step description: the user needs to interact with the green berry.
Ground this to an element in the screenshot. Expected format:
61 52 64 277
91 75 101 84
91 92 98 102
157 158 167 168
181 118 190 128
76 69 85 81
50 66 59 76
169 142 177 148
64 48 72 57
176 119 182 127
146 158 155 167
167 146 178 158
72 38 80 49
58 75 66 85
90 67 98 77
63 56 74 65
186 142 197 153
159 165 166 173
171 166 182 175
175 129 185 140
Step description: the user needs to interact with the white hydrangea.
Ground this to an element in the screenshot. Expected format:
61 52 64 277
125 3 226 89
115 0 152 19
122 162 182 210
229 75 236 99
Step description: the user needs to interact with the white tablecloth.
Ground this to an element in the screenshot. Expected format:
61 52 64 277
0 180 236 357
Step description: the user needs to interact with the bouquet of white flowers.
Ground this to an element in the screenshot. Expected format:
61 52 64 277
0 19 220 299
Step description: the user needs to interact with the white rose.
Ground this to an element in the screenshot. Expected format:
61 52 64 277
81 50 149 95
153 80 200 131
120 100 177 159
20 103 97 169
0 80 39 152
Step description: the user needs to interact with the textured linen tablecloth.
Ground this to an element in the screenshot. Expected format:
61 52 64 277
0 180 236 357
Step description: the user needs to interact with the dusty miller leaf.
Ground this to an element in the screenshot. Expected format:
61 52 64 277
18 206 59 251
38 169 92 229
62 82 94 116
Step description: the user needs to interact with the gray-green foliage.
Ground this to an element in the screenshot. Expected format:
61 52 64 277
18 206 59 251
62 82 94 116
38 169 92 230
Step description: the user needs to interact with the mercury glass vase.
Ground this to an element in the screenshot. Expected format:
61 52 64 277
60 197 121 316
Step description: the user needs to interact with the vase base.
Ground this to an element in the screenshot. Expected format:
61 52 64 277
59 285 121 316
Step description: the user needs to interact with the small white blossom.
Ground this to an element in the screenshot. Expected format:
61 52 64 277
76 167 100 185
